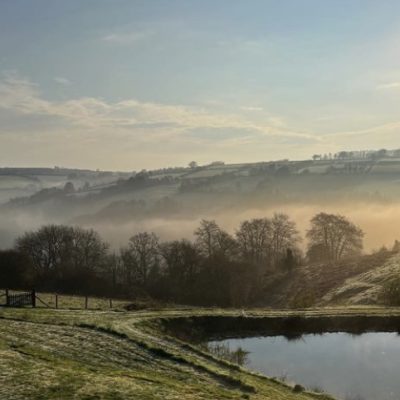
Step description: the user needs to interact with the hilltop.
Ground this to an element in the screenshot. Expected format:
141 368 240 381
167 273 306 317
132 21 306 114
2 148 400 207
1 147 400 251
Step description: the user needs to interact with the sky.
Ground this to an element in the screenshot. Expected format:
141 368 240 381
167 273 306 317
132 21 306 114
0 0 399 171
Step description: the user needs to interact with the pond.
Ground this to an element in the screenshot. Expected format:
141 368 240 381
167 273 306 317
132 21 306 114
209 332 400 400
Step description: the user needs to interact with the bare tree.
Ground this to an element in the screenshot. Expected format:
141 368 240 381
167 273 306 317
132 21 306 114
16 225 74 278
70 227 109 273
124 232 159 286
16 225 109 290
159 239 200 300
194 220 235 258
306 213 364 263
270 213 300 267
235 218 271 265
236 215 300 268
160 240 199 279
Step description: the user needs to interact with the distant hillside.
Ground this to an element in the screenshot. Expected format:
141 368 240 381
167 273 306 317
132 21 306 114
3 150 400 205
2 150 400 249
0 167 132 205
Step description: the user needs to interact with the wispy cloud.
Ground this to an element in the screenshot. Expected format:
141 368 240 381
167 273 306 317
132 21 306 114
53 77 72 86
7 72 400 169
376 82 400 90
216 37 272 57
240 106 264 112
327 121 400 138
102 31 154 45
0 73 316 143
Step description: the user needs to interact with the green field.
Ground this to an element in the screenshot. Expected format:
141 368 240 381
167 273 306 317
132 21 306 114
2 303 400 400
0 175 39 189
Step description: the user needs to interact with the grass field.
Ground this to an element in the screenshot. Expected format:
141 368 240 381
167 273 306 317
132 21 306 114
2 303 400 400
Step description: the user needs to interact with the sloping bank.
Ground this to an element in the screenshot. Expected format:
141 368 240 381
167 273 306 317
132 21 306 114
123 307 400 399
2 307 400 399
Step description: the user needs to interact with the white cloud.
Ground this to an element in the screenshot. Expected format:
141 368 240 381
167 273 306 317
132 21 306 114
4 72 399 169
0 73 315 143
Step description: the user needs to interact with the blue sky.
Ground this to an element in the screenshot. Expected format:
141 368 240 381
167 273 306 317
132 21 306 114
0 0 399 170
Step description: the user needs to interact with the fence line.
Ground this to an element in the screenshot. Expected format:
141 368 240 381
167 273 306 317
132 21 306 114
0 289 118 310
6 290 35 307
35 295 51 308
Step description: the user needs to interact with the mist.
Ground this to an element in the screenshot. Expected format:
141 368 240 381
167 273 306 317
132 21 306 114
46 202 400 252
1 199 399 253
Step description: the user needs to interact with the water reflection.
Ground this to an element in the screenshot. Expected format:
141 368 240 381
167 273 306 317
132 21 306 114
209 332 400 400
203 342 250 366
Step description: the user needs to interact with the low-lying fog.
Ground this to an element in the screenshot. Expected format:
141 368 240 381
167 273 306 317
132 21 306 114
1 201 399 252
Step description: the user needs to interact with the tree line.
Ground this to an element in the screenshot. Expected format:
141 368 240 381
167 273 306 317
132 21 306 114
0 212 364 307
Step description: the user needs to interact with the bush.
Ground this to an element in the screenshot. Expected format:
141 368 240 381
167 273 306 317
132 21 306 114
289 290 316 309
293 384 305 393
381 279 400 306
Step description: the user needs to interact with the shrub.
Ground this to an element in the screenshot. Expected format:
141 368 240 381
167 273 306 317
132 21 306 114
381 278 400 306
293 384 305 393
289 290 316 309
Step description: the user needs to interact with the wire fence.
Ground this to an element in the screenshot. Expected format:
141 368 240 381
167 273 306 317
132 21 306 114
0 289 125 310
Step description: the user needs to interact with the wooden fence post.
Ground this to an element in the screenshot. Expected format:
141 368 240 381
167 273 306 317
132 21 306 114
109 298 112 308
55 294 58 309
31 289 36 308
85 296 88 309
5 289 9 306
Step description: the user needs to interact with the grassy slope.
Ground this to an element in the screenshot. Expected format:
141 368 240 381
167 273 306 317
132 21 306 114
265 251 398 307
1 306 375 400
321 253 400 305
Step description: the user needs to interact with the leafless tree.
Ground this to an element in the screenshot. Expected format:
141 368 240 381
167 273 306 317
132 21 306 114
123 232 159 285
194 219 236 258
16 225 109 287
270 213 300 267
235 218 271 265
236 214 300 268
16 225 74 277
306 212 364 262
159 239 200 300
70 227 109 272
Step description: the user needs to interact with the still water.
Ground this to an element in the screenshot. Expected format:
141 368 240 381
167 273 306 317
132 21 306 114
211 332 400 400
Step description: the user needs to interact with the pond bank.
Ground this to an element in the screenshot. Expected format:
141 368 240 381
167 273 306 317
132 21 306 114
2 306 400 399
158 311 400 342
